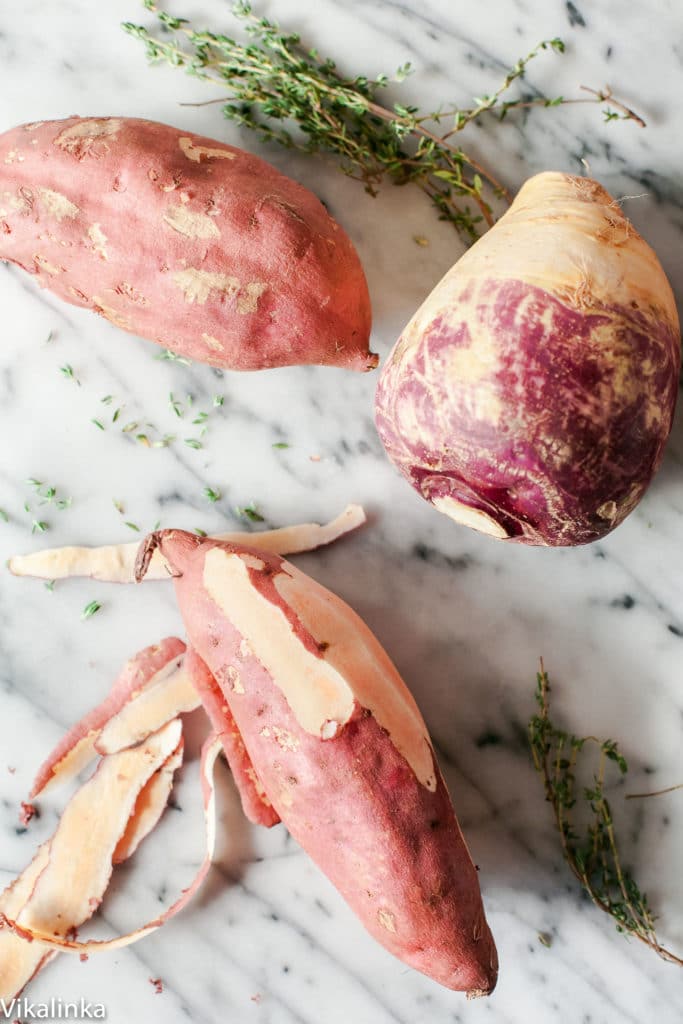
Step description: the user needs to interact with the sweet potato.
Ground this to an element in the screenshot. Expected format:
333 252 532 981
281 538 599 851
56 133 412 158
136 530 498 996
0 117 375 371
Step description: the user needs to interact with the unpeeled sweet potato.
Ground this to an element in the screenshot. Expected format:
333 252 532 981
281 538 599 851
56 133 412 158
0 117 375 371
136 530 499 996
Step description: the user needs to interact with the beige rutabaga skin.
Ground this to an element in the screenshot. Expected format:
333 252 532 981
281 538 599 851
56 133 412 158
135 530 499 996
0 117 375 371
8 504 366 583
375 172 681 546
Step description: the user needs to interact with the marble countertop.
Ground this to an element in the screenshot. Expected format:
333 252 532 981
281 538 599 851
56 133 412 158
0 1 682 1021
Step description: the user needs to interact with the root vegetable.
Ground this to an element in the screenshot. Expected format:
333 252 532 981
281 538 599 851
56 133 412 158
135 529 498 996
8 504 367 583
0 117 375 372
375 172 680 546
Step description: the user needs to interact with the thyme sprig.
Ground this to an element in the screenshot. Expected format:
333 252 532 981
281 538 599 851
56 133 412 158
529 664 682 967
124 1 645 244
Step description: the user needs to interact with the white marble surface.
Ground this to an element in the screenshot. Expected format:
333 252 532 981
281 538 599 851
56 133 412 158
0 1 682 1021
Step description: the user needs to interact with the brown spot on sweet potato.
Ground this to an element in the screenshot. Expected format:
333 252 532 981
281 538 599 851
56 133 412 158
87 223 108 260
115 282 147 304
92 297 131 329
178 137 235 163
37 188 79 221
237 281 267 315
377 909 397 933
202 333 223 352
163 205 220 240
55 118 122 160
173 268 239 306
33 254 63 275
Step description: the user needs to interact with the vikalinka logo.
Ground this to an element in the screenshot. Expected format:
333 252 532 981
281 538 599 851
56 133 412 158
1 996 106 1019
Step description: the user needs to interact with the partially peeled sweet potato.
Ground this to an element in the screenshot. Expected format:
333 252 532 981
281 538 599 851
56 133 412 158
136 530 499 996
0 117 375 371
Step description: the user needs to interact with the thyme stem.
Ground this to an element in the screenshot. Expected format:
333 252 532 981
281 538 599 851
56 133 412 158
529 662 682 968
123 2 645 245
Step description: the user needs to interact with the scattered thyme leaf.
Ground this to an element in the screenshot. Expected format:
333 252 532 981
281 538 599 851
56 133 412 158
44 580 55 592
125 521 140 532
26 478 43 490
213 395 224 407
528 663 683 967
152 519 161 531
0 509 8 523
81 600 102 620
101 395 113 405
91 419 105 431
184 438 203 450
31 520 49 534
136 433 151 447
113 499 125 515
60 364 80 385
122 421 139 433
192 412 208 425
194 527 208 537
169 392 183 417
154 349 191 365
112 407 122 423
236 503 264 523
272 442 290 450
203 486 221 503
152 434 176 448
55 498 72 511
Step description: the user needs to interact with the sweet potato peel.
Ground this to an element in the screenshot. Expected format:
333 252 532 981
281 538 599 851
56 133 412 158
0 721 182 999
2 732 222 957
8 505 366 583
30 639 186 798
112 741 184 864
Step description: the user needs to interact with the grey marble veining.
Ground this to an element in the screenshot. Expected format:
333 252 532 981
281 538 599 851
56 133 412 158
0 1 682 1021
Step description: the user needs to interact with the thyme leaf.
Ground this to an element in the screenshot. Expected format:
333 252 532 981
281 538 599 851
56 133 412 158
124 3 645 245
529 663 682 967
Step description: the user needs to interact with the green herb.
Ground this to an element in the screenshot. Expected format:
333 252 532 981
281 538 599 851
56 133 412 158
55 498 72 511
81 600 102 620
169 392 183 417
529 663 682 967
26 480 71 509
194 527 208 537
44 579 56 592
185 438 203 450
152 434 176 448
272 442 290 450
91 419 105 431
203 486 221 503
31 520 49 534
45 330 55 344
60 364 80 385
213 395 224 407
136 433 151 447
192 412 209 425
154 348 191 366
122 421 139 433
125 521 141 532
125 3 645 244
236 502 264 523
113 499 125 515
0 509 8 523
101 395 113 405
112 407 122 423
152 519 161 530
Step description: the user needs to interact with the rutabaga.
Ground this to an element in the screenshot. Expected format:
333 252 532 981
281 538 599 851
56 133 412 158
375 172 680 546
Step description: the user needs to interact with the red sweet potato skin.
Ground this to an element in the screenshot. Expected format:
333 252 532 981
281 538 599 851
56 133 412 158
145 531 497 995
0 117 374 371
185 647 280 828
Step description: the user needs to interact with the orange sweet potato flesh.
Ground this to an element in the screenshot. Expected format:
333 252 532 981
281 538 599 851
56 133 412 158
0 117 375 371
136 530 498 996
